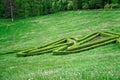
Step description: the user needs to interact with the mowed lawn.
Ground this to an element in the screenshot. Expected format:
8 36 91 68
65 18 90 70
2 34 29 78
0 10 120 80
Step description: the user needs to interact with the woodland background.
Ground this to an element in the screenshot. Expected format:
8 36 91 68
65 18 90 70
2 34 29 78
0 0 120 19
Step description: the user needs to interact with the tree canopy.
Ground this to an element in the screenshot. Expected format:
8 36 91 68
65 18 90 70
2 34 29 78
0 0 120 19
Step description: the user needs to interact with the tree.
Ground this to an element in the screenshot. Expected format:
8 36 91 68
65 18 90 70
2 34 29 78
3 0 16 21
52 0 59 13
0 0 4 17
10 0 14 21
73 0 78 10
78 0 82 9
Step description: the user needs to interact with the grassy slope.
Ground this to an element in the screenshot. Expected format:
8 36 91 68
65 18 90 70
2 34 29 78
0 10 120 80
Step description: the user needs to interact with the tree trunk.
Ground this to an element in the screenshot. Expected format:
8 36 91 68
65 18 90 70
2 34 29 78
10 0 14 22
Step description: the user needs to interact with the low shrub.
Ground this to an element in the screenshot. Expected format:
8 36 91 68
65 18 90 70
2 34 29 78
104 3 112 9
77 32 99 42
104 31 120 36
67 1 73 10
37 38 66 49
78 33 100 45
53 45 68 55
68 36 118 51
75 39 116 52
53 38 117 55
17 31 120 56
82 3 89 10
100 32 117 37
17 38 75 57
66 38 74 46
18 49 53 57
116 38 120 44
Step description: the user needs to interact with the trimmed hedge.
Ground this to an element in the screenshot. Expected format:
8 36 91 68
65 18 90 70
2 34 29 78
103 31 120 36
100 32 116 37
17 49 53 57
76 32 99 42
66 38 74 46
17 38 76 57
117 38 120 44
53 45 68 54
100 31 119 37
67 36 118 51
29 38 75 52
17 31 120 57
78 33 100 45
53 39 117 55
37 38 66 48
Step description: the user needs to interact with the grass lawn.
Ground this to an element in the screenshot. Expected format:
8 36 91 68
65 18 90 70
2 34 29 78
0 10 120 80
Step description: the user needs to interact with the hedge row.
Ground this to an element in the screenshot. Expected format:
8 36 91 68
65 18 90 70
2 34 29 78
17 31 120 57
53 38 117 55
78 33 100 45
104 31 120 36
53 31 119 55
37 38 66 49
67 36 118 51
100 31 120 37
17 38 67 56
76 32 99 42
17 38 76 57
117 38 120 44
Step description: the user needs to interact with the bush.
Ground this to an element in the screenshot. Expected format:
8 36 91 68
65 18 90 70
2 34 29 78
67 1 73 10
53 38 117 55
104 31 120 36
82 3 89 9
17 31 120 56
77 32 99 42
78 33 100 45
89 0 103 9
110 3 120 9
100 32 118 37
104 3 111 9
52 1 59 13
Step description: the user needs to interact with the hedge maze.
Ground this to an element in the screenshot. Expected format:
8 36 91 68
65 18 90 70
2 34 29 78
17 31 120 57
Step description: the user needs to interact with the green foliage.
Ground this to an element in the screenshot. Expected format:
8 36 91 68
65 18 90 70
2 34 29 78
89 0 103 9
102 31 120 36
67 1 73 10
15 31 119 57
104 3 112 9
0 1 4 17
111 3 120 8
0 0 120 18
77 32 99 42
117 38 120 44
52 0 59 13
68 37 117 51
53 38 117 55
82 3 89 9
78 33 100 45
100 32 118 37
111 0 119 4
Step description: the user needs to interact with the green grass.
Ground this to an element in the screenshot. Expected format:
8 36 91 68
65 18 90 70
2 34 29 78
0 10 120 80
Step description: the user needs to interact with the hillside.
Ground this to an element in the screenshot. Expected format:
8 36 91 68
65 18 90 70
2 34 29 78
0 10 120 80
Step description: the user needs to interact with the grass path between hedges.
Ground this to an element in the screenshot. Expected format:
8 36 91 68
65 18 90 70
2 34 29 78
0 10 120 80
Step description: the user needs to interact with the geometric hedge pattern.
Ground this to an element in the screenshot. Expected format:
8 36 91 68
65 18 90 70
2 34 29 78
17 31 120 57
